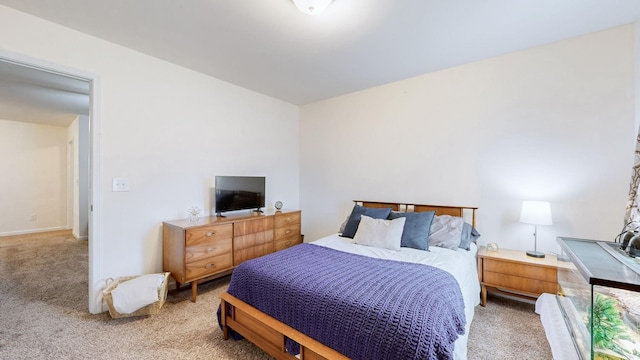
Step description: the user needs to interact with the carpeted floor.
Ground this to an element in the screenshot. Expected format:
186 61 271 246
0 231 552 359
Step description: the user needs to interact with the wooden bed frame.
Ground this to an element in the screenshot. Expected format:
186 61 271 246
220 201 478 360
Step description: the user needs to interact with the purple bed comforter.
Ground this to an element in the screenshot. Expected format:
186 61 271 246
223 243 465 360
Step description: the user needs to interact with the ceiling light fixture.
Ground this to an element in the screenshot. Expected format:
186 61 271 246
292 0 334 15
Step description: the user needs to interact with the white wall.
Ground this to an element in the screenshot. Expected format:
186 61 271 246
77 115 89 240
0 5 300 312
67 115 89 240
300 25 636 255
0 119 68 235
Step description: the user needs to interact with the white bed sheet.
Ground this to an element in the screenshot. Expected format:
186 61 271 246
312 234 481 360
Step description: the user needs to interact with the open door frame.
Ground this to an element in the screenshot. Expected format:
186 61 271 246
0 50 103 314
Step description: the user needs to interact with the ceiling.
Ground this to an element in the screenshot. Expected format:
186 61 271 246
0 60 89 126
1 0 640 125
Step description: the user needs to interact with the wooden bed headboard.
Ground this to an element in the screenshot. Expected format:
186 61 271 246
354 200 478 227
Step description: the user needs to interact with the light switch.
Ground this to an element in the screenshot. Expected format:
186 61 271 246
112 178 130 192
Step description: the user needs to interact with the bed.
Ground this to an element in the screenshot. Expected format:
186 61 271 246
219 201 480 360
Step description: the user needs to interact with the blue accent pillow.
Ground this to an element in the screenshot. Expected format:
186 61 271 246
388 211 435 251
459 223 481 250
341 205 392 239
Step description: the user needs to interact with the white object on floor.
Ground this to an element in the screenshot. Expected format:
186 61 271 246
110 273 164 314
535 293 580 360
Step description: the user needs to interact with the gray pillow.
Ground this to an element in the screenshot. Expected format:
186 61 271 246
338 215 349 234
429 215 464 250
459 223 481 251
388 211 435 251
340 205 392 239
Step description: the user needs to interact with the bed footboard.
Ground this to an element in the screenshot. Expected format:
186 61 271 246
220 292 349 360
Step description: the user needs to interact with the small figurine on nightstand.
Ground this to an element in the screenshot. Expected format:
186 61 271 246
487 242 499 252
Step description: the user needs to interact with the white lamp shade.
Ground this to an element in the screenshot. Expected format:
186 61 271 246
292 0 333 15
520 201 553 226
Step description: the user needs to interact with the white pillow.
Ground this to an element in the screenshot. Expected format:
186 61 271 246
353 215 405 251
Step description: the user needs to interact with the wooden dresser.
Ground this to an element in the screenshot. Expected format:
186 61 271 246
163 209 301 302
477 246 558 306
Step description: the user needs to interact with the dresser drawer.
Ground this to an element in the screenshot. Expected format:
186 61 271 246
235 230 274 250
274 223 300 241
186 224 233 246
483 258 556 282
186 253 233 280
274 236 301 251
235 243 274 265
275 212 301 228
185 237 232 263
234 218 274 236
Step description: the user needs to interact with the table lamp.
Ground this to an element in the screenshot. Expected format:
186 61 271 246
520 201 552 258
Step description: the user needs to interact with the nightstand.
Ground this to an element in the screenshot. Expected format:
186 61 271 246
477 246 558 306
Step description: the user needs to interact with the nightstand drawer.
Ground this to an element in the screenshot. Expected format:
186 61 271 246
483 271 557 295
484 258 556 282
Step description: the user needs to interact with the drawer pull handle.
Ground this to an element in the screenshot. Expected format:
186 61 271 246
285 241 291 245
286 217 292 222
206 232 216 237
285 230 291 234
206 247 215 252
205 263 216 269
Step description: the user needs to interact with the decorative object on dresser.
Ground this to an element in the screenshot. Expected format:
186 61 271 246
187 206 201 225
478 246 558 306
162 209 301 302
520 200 553 258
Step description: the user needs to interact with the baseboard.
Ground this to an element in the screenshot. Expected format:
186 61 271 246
0 226 69 237
72 231 88 241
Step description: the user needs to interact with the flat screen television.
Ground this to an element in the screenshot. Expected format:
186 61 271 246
214 176 265 216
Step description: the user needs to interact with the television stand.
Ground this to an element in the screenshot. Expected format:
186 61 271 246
253 208 263 213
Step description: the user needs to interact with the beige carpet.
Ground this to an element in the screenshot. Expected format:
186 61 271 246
0 231 552 359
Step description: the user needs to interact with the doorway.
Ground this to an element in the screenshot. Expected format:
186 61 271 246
0 51 101 313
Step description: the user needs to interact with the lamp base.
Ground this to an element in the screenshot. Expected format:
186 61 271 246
526 250 545 258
